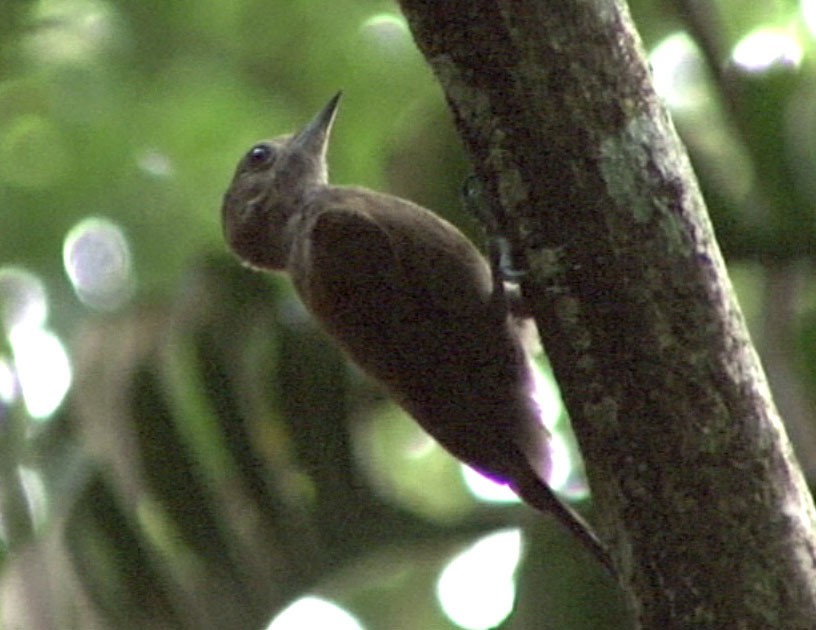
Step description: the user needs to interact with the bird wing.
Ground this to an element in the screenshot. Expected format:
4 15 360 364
297 199 493 327
294 207 402 329
294 202 502 394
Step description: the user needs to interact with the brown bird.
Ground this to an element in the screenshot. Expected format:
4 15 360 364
221 92 612 572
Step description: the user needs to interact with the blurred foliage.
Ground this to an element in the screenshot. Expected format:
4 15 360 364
0 0 815 628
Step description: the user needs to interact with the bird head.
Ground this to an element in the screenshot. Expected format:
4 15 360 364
221 92 341 270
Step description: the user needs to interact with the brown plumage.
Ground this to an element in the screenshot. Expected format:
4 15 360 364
221 93 612 572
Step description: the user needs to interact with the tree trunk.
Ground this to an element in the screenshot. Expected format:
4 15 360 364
396 0 816 626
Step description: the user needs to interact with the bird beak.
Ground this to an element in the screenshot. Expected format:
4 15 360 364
292 91 342 158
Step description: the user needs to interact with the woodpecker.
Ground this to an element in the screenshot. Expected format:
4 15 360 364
221 93 612 572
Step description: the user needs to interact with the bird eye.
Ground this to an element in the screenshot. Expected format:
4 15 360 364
247 143 274 167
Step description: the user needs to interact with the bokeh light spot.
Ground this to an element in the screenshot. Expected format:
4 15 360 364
26 0 119 66
649 32 708 112
63 217 135 310
360 13 411 50
460 466 519 504
9 326 71 420
0 358 17 404
266 596 365 630
548 431 589 500
0 267 71 420
529 361 564 431
0 268 48 333
436 528 523 630
137 148 175 178
803 0 816 36
732 29 803 72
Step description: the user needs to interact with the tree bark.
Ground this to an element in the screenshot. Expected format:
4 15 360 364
396 0 816 626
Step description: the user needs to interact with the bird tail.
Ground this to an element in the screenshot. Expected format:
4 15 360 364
513 472 614 575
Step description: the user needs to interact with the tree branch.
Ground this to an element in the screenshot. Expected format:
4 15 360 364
397 0 816 625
